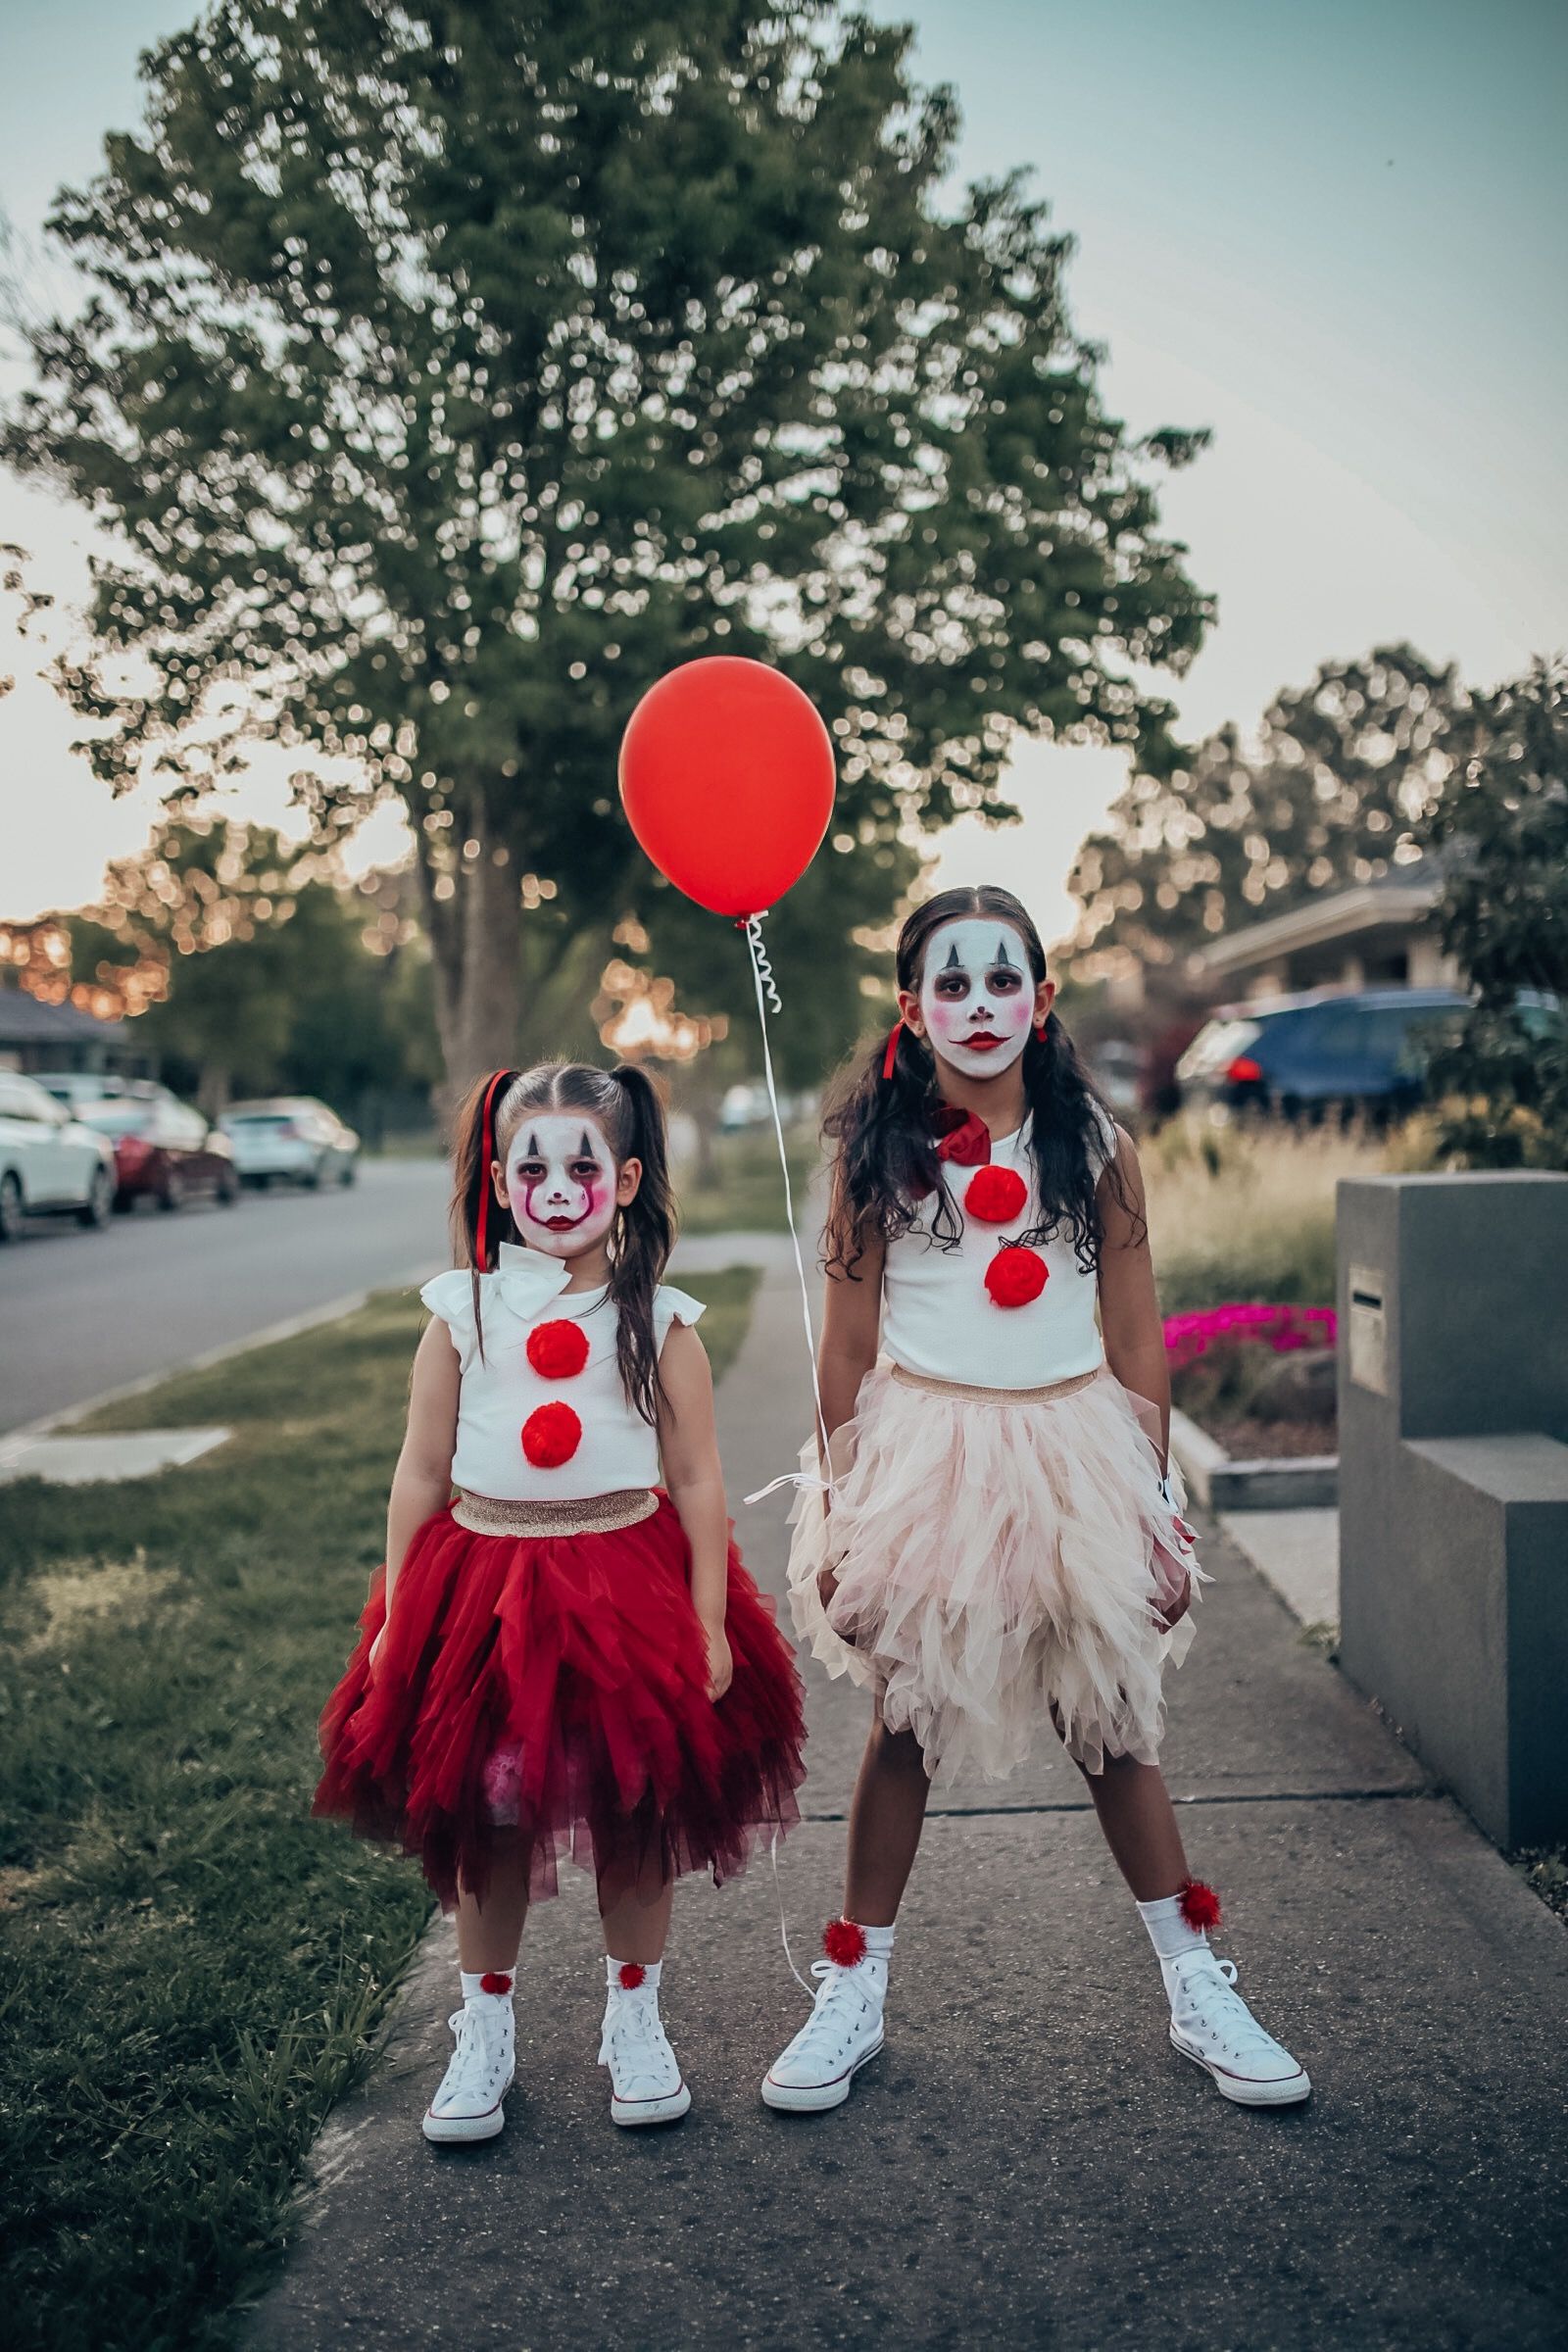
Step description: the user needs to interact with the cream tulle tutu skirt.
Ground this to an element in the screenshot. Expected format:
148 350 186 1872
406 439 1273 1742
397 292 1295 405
786 1362 1202 1783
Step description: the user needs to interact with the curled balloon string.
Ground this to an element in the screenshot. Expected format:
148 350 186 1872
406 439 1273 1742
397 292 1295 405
745 914 783 1014
743 913 834 1491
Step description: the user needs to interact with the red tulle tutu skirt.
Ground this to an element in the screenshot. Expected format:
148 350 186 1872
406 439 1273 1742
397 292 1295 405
314 1495 806 1906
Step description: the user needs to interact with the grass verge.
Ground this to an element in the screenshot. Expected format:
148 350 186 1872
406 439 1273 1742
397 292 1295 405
0 1263 760 2351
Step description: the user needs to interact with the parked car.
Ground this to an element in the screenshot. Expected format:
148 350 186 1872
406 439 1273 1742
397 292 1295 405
32 1069 143 1113
1175 988 1470 1124
0 1071 118 1239
75 1084 241 1211
218 1097 360 1188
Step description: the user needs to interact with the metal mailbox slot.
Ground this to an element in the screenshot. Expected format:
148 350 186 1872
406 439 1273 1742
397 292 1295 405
1348 1263 1387 1396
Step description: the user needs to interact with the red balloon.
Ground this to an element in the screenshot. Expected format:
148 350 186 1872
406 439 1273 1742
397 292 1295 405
618 657 836 917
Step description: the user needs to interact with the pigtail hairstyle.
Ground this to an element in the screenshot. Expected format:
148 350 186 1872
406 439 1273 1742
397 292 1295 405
449 1067 521 1362
605 1061 677 1426
821 885 1139 1279
450 1059 675 1418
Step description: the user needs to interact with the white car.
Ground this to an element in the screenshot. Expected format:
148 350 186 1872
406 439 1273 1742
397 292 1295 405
219 1098 361 1188
0 1070 118 1240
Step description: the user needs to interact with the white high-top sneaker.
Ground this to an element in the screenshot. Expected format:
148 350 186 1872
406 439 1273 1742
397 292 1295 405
1165 1945 1311 2106
599 1963 691 2128
422 1997 515 2143
761 1927 886 2114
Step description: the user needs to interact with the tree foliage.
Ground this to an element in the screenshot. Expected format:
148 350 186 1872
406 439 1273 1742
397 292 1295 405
10 816 434 1113
4 0 1210 1087
1068 646 1461 975
1419 660 1568 1166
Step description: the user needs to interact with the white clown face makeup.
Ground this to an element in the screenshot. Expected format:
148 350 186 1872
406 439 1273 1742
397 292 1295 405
499 1112 621 1260
913 918 1039 1078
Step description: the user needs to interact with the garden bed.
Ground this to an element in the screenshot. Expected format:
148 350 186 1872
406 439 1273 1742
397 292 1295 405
1163 1300 1339 1510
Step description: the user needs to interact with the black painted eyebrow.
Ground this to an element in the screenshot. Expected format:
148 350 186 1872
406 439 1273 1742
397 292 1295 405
524 1129 540 1156
578 1129 596 1157
994 935 1016 967
943 942 963 969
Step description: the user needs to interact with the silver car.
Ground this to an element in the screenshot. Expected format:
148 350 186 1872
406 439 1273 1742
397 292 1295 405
0 1070 118 1239
219 1097 361 1188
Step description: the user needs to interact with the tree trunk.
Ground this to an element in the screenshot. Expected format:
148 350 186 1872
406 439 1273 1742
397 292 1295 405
416 811 521 1127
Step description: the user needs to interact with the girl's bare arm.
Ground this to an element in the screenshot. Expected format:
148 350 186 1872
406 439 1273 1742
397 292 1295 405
1096 1128 1170 1468
384 1318 462 1613
657 1319 734 1698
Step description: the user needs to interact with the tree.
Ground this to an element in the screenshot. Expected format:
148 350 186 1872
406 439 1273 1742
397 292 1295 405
1067 646 1462 977
11 814 438 1114
1419 660 1568 1166
4 0 1210 1092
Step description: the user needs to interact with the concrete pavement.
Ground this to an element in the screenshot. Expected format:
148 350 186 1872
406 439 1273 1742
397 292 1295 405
249 1255 1568 2352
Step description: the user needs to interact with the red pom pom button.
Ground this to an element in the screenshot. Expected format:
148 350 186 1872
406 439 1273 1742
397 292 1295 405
520 1401 582 1468
984 1246 1048 1308
964 1163 1027 1224
821 1918 868 1968
478 1971 514 1996
526 1317 590 1379
1177 1877 1222 1935
617 1961 647 1990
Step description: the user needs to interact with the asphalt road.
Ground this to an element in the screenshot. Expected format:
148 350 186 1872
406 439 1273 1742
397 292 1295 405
0 1157 450 1435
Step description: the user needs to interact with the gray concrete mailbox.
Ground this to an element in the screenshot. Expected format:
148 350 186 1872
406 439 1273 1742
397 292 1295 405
1337 1173 1568 1848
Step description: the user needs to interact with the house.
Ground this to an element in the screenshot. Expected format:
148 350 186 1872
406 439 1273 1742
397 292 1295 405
1189 858 1458 1003
0 980 154 1080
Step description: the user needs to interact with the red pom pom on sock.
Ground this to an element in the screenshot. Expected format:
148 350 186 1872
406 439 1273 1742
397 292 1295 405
1177 1877 1222 1934
964 1164 1028 1224
478 1971 513 1995
520 1400 582 1467
617 1961 647 1990
526 1318 590 1379
822 1918 868 1968
984 1245 1049 1308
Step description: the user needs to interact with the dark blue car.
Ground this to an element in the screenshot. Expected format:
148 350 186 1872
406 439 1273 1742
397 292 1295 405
1175 988 1469 1123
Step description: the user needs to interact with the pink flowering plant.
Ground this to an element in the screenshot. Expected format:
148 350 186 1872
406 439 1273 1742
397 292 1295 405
1163 1302 1337 1429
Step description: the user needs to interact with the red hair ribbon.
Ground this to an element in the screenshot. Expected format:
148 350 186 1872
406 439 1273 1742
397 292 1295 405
473 1067 513 1271
881 1020 905 1081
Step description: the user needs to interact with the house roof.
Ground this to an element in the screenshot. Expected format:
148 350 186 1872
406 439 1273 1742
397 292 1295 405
1191 860 1442 977
0 985 126 1046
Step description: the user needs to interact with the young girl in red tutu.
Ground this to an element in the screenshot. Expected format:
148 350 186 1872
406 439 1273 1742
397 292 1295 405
316 1060 806 2143
763 886 1309 2115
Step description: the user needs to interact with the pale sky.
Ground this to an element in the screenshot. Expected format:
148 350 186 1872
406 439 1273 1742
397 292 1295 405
2 0 1564 943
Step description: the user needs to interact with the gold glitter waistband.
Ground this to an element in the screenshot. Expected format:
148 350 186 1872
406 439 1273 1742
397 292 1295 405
890 1361 1103 1406
452 1488 660 1538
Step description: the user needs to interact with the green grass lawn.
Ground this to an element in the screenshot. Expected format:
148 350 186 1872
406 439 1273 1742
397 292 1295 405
0 1264 760 2352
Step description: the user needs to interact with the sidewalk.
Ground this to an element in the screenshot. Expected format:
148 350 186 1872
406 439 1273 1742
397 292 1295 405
249 1258 1568 2352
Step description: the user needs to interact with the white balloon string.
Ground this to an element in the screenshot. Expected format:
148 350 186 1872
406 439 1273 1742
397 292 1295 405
771 1825 816 1999
743 914 831 1476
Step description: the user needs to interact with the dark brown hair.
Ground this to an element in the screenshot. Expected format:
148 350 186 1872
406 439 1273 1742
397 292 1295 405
449 1060 676 1423
821 884 1134 1277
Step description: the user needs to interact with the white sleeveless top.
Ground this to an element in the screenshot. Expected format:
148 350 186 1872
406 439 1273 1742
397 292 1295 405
879 1111 1118 1391
420 1242 706 1502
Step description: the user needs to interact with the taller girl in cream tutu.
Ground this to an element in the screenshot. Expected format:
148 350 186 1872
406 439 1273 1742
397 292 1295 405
763 885 1309 2115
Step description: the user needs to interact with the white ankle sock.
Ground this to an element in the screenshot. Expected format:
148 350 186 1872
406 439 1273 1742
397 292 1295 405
606 1955 662 1991
1137 1894 1206 1966
460 1967 514 2005
858 1923 896 1959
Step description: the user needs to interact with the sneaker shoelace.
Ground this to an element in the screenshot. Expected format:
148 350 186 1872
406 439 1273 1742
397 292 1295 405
786 1960 880 2066
433 2004 510 2110
1171 1952 1289 2065
599 1990 678 2094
